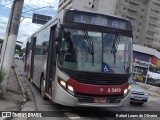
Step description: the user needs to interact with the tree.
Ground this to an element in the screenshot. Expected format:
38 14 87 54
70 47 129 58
0 38 3 43
15 44 22 52
21 48 26 53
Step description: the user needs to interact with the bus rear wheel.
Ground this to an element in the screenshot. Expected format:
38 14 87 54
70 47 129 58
40 76 46 99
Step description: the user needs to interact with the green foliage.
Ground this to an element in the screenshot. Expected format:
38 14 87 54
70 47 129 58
21 48 26 53
15 44 22 52
0 38 3 43
19 52 23 57
149 66 160 72
24 91 30 101
141 76 155 84
15 45 25 57
15 51 24 57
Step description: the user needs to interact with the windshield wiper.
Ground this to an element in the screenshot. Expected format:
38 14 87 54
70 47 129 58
82 30 94 66
111 32 120 64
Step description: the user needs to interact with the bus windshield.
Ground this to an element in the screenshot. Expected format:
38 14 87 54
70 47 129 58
58 28 132 74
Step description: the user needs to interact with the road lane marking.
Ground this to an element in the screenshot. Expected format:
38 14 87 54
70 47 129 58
0 117 8 120
64 112 81 120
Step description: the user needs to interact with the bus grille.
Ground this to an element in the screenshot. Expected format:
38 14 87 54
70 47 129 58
76 93 123 103
70 74 129 85
59 67 130 85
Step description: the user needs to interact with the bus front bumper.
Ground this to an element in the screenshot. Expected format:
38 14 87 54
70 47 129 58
53 82 130 107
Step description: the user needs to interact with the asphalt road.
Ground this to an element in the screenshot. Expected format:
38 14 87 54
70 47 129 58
14 59 160 120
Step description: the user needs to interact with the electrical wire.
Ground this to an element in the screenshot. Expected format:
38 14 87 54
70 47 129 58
22 0 55 17
23 0 32 11
0 22 7 24
22 6 54 13
27 0 31 5
0 1 12 8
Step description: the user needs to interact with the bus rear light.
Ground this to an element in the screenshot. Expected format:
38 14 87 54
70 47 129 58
60 79 66 88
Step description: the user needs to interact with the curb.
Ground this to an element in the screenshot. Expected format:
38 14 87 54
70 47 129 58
0 64 27 120
14 66 27 103
1 62 37 120
10 62 36 120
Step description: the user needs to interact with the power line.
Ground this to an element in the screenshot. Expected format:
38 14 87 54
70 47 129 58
18 35 28 37
0 22 7 24
22 6 54 13
27 0 31 5
41 1 52 6
0 1 12 8
24 4 34 10
23 0 32 11
24 0 54 11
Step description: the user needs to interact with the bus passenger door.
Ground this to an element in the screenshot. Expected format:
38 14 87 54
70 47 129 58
30 37 36 81
46 26 57 97
24 41 29 72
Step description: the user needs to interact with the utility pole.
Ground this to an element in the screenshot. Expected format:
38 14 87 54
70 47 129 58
0 0 24 92
145 57 151 86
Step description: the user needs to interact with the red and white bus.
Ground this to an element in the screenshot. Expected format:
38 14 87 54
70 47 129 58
25 9 133 107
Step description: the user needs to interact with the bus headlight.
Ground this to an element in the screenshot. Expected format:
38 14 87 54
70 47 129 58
128 85 131 90
58 78 74 95
67 85 74 93
124 88 128 95
60 79 66 88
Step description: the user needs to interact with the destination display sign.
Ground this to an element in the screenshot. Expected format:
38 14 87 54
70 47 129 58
65 10 131 30
74 15 127 30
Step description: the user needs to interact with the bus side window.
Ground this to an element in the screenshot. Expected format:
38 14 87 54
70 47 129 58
42 41 49 55
26 42 30 55
35 47 41 55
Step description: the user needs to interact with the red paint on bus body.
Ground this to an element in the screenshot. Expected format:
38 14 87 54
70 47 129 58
67 79 129 95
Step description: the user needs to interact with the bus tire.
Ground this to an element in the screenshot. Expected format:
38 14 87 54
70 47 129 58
40 76 46 99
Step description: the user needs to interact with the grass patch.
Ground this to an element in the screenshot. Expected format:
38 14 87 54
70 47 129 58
0 70 5 93
24 91 31 101
0 70 5 83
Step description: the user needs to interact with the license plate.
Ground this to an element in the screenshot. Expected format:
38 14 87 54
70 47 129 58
135 96 142 100
94 98 107 103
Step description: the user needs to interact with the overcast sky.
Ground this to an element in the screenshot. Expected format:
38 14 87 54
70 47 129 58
0 0 59 48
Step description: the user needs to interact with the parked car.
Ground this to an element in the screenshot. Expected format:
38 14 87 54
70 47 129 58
130 79 148 105
13 54 20 60
148 79 160 87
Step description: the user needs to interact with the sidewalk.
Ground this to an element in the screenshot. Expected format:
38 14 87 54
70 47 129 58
0 66 24 111
0 62 36 120
137 82 160 96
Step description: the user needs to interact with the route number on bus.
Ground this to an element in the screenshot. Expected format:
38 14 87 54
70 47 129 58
108 88 121 93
